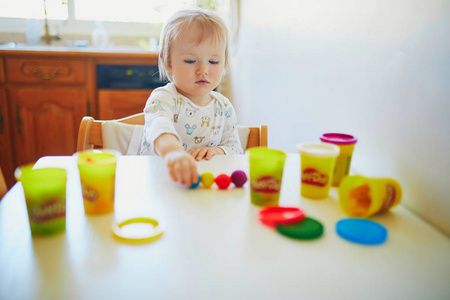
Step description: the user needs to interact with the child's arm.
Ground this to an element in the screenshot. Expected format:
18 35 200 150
154 133 199 187
188 146 225 161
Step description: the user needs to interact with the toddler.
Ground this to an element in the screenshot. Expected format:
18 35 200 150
140 9 243 187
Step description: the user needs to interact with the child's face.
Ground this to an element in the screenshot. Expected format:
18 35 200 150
168 25 226 105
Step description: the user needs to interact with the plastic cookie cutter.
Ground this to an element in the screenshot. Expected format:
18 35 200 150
112 217 164 243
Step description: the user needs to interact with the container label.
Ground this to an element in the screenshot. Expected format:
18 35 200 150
379 184 396 213
251 176 281 194
301 168 328 187
30 199 65 223
82 184 98 202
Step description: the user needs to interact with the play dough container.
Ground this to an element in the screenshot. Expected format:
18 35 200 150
15 164 67 235
75 150 120 214
297 143 340 199
339 175 402 218
248 148 287 206
320 133 358 187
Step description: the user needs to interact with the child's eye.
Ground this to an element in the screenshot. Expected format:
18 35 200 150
184 60 195 64
209 61 220 64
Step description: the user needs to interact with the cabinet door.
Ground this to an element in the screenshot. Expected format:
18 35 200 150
9 87 87 166
98 90 152 119
0 89 15 188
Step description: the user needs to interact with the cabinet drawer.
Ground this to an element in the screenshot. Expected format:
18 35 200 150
6 57 86 84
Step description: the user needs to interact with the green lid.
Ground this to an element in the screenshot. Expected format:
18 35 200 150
276 217 324 240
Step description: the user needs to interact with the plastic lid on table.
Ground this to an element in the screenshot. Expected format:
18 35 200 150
320 133 358 145
336 218 387 245
259 206 305 227
276 217 324 240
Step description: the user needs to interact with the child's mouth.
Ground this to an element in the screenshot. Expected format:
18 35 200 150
196 79 209 85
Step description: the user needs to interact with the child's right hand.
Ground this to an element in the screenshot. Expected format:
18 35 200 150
164 150 199 187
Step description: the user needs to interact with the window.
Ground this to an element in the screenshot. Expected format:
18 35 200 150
0 0 199 22
0 0 67 20
75 0 197 23
0 0 230 42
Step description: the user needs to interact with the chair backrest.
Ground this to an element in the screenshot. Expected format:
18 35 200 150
77 112 267 152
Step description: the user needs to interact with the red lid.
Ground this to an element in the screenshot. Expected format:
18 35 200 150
320 133 357 145
259 207 305 227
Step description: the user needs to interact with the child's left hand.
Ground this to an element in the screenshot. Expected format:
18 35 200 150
188 147 225 161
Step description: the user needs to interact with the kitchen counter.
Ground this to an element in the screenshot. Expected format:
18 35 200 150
0 44 159 60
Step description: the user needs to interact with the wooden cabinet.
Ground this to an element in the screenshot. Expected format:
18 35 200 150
0 58 4 83
0 87 15 188
98 89 151 119
0 49 158 187
1 53 92 187
95 58 160 120
6 57 89 167
9 87 87 166
1 58 15 188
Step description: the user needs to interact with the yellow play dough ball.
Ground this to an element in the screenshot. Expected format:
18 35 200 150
200 172 215 188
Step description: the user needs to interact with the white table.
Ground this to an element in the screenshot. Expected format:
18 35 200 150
1 155 449 300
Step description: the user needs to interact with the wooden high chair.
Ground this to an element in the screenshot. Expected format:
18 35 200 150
77 113 267 152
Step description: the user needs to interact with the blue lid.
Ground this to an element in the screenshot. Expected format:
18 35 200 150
336 218 387 245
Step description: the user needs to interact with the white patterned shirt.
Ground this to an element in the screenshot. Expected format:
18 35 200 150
140 83 243 156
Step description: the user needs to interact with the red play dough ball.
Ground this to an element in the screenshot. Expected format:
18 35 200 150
231 170 248 187
215 174 232 189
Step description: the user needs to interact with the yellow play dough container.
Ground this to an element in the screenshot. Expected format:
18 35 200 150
320 133 358 187
297 143 340 199
339 175 402 218
74 150 120 214
15 164 67 235
248 148 287 206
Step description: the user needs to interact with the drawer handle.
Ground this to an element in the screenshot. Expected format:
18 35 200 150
33 67 60 80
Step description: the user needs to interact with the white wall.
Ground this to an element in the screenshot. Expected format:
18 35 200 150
231 0 450 236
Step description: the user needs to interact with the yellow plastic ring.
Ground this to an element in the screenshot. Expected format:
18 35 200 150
111 217 164 242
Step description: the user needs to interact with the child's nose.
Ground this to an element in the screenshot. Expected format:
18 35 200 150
196 63 208 75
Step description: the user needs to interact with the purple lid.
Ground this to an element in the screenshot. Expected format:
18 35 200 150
320 133 357 145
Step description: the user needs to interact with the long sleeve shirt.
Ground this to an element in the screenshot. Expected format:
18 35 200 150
140 82 243 156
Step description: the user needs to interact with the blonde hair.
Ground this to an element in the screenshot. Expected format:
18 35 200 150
158 9 229 81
